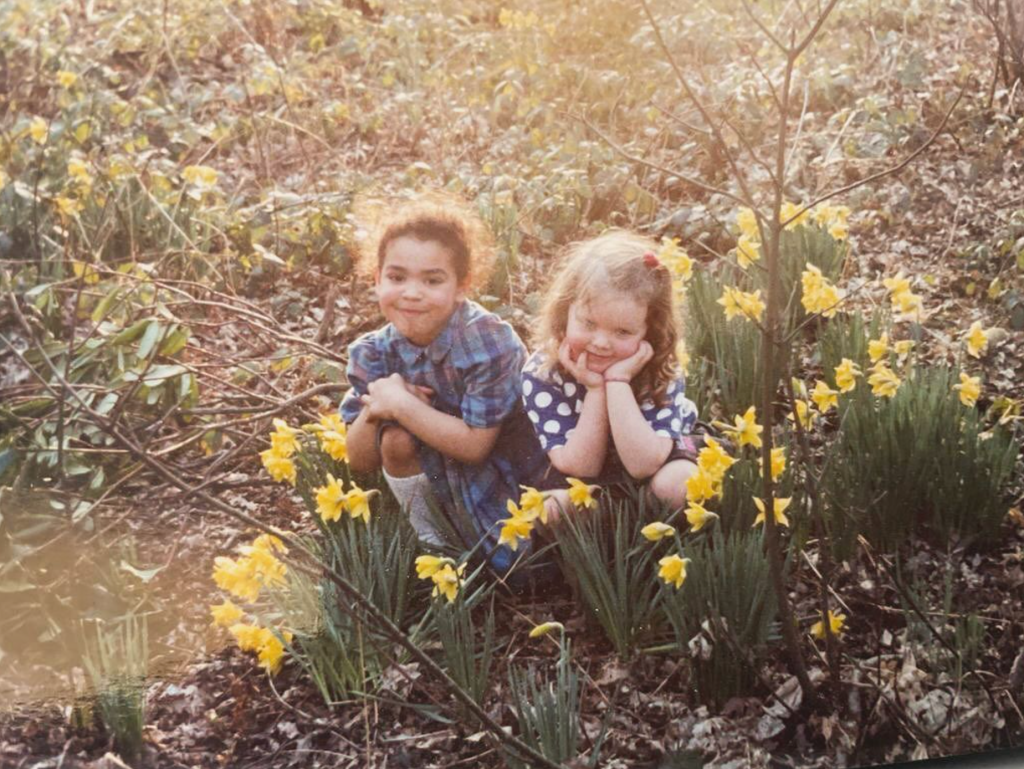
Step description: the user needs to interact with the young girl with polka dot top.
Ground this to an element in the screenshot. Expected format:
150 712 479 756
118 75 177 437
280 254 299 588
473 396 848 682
521 230 700 521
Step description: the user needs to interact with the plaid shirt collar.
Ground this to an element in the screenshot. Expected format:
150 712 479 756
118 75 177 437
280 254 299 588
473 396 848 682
384 299 466 366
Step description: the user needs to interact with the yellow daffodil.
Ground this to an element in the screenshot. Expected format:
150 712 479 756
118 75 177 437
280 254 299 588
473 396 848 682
696 436 737 482
882 273 911 297
431 562 461 603
730 406 763 450
759 447 787 481
566 477 596 510
893 289 924 322
800 265 843 318
229 622 264 652
685 501 718 532
965 321 989 358
498 511 534 551
316 413 348 462
57 70 78 88
344 484 372 524
213 556 262 603
954 372 981 408
269 418 300 456
834 358 861 393
518 485 547 523
719 286 765 323
658 237 693 282
753 496 792 528
641 522 676 541
658 554 691 589
735 235 761 269
828 221 848 241
868 333 889 363
415 554 454 580
868 362 901 398
685 467 721 504
210 599 245 627
810 610 846 640
788 399 817 430
251 533 287 555
810 380 838 413
894 340 915 357
529 621 565 638
736 207 760 240
259 448 296 485
779 201 810 230
256 629 293 674
315 473 346 522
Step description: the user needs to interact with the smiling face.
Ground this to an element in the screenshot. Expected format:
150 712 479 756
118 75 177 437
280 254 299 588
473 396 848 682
376 236 466 346
564 291 648 374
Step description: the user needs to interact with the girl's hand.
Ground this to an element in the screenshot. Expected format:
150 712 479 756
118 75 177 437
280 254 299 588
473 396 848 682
558 340 604 390
365 373 415 421
603 341 653 383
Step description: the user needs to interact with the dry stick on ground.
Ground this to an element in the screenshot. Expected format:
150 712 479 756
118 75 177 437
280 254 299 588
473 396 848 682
3 290 568 769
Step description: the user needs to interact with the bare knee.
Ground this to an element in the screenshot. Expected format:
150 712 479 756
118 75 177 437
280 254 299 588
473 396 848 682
649 460 697 509
380 427 420 476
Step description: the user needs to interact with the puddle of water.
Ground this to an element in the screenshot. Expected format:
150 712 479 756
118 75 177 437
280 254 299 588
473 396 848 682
0 487 219 710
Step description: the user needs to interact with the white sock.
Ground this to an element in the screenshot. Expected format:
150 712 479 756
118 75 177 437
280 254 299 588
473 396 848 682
382 470 444 545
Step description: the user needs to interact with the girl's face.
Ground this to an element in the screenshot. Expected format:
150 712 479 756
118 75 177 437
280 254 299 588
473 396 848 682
564 292 648 374
376 236 466 346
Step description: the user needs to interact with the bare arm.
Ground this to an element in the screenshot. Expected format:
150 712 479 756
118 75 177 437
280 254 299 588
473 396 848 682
605 381 673 479
548 385 609 477
365 374 500 465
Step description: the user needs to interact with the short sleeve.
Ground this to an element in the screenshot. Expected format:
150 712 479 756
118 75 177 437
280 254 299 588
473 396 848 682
643 378 698 442
521 359 580 453
340 334 388 425
459 326 526 428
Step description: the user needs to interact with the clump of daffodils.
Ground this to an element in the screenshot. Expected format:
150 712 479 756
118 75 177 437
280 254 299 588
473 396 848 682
260 419 300 485
718 286 765 323
657 237 693 300
954 372 981 408
210 533 293 674
497 485 555 551
882 273 925 323
414 555 466 603
314 473 375 525
801 264 844 318
315 412 348 462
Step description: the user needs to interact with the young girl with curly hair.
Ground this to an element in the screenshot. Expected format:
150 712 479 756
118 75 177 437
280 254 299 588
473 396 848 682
522 230 700 520
340 196 544 570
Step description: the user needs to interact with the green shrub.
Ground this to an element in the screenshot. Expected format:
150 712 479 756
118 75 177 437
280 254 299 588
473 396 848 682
506 637 586 768
821 366 1018 556
553 489 665 657
659 530 778 710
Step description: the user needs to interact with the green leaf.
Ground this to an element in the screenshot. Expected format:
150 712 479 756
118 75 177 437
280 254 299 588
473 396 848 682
136 320 161 360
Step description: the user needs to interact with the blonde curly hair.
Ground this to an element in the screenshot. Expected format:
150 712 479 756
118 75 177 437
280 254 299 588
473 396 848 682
534 230 681 406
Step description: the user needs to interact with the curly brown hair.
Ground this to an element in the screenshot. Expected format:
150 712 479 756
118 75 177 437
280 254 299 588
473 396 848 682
353 192 495 290
534 230 681 406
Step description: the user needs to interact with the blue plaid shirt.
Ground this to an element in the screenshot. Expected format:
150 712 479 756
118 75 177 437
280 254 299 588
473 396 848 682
340 300 545 570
